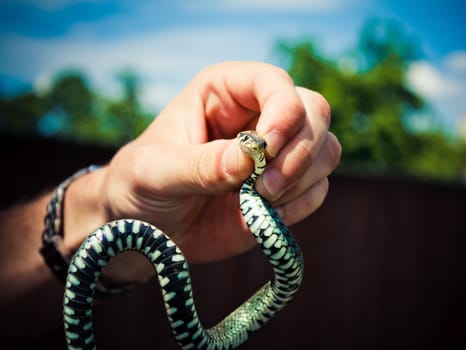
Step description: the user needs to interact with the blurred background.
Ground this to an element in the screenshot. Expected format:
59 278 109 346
1 1 465 349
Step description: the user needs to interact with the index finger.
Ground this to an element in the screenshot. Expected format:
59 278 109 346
198 62 306 153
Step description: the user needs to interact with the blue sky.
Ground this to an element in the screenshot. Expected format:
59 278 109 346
1 0 465 135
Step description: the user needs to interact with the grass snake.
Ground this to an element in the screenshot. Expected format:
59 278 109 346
63 130 304 349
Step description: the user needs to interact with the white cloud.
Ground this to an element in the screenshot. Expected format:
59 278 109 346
407 55 466 133
407 61 462 98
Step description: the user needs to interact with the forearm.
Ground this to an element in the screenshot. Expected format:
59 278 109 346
0 168 108 342
0 192 63 341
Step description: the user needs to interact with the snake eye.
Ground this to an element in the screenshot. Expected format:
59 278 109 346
238 132 250 141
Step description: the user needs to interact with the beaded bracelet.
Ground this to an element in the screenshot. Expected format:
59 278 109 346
39 165 141 297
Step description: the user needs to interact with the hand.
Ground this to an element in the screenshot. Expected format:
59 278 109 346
65 62 341 266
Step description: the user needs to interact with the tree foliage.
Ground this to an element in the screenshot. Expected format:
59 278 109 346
0 70 153 146
280 19 465 181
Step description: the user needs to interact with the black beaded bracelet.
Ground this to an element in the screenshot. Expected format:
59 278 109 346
39 165 141 297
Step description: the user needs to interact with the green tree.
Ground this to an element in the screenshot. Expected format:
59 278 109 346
0 92 47 134
0 70 154 146
105 69 153 144
280 18 465 181
43 71 95 139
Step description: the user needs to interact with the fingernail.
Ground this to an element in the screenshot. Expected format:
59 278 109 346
262 168 284 200
264 130 284 158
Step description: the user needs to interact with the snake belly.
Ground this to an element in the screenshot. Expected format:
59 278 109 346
63 132 304 350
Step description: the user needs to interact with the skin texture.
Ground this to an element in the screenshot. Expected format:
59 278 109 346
0 62 341 344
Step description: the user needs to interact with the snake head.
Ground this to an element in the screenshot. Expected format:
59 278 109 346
237 130 267 157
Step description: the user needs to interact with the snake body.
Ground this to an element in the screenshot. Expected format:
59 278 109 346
63 131 304 349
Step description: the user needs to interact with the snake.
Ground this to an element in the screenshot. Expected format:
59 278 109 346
63 130 304 350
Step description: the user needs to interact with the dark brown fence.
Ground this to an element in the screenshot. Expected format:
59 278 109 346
2 134 466 349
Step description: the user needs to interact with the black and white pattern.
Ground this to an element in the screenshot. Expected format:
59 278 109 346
63 131 304 350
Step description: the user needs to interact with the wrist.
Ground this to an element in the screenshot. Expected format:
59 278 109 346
62 166 109 256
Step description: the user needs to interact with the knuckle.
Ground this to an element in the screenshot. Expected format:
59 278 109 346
289 96 307 122
327 132 342 168
271 64 295 85
295 138 315 167
129 144 157 192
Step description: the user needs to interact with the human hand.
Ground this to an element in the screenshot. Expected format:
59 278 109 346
65 62 341 267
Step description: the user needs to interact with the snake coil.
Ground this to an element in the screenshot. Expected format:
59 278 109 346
63 130 304 349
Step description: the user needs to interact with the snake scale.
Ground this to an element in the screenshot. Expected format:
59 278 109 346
63 130 304 349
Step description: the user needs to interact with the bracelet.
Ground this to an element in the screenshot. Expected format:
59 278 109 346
39 165 141 297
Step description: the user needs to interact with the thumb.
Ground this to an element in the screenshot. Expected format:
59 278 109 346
143 139 253 195
184 139 253 194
